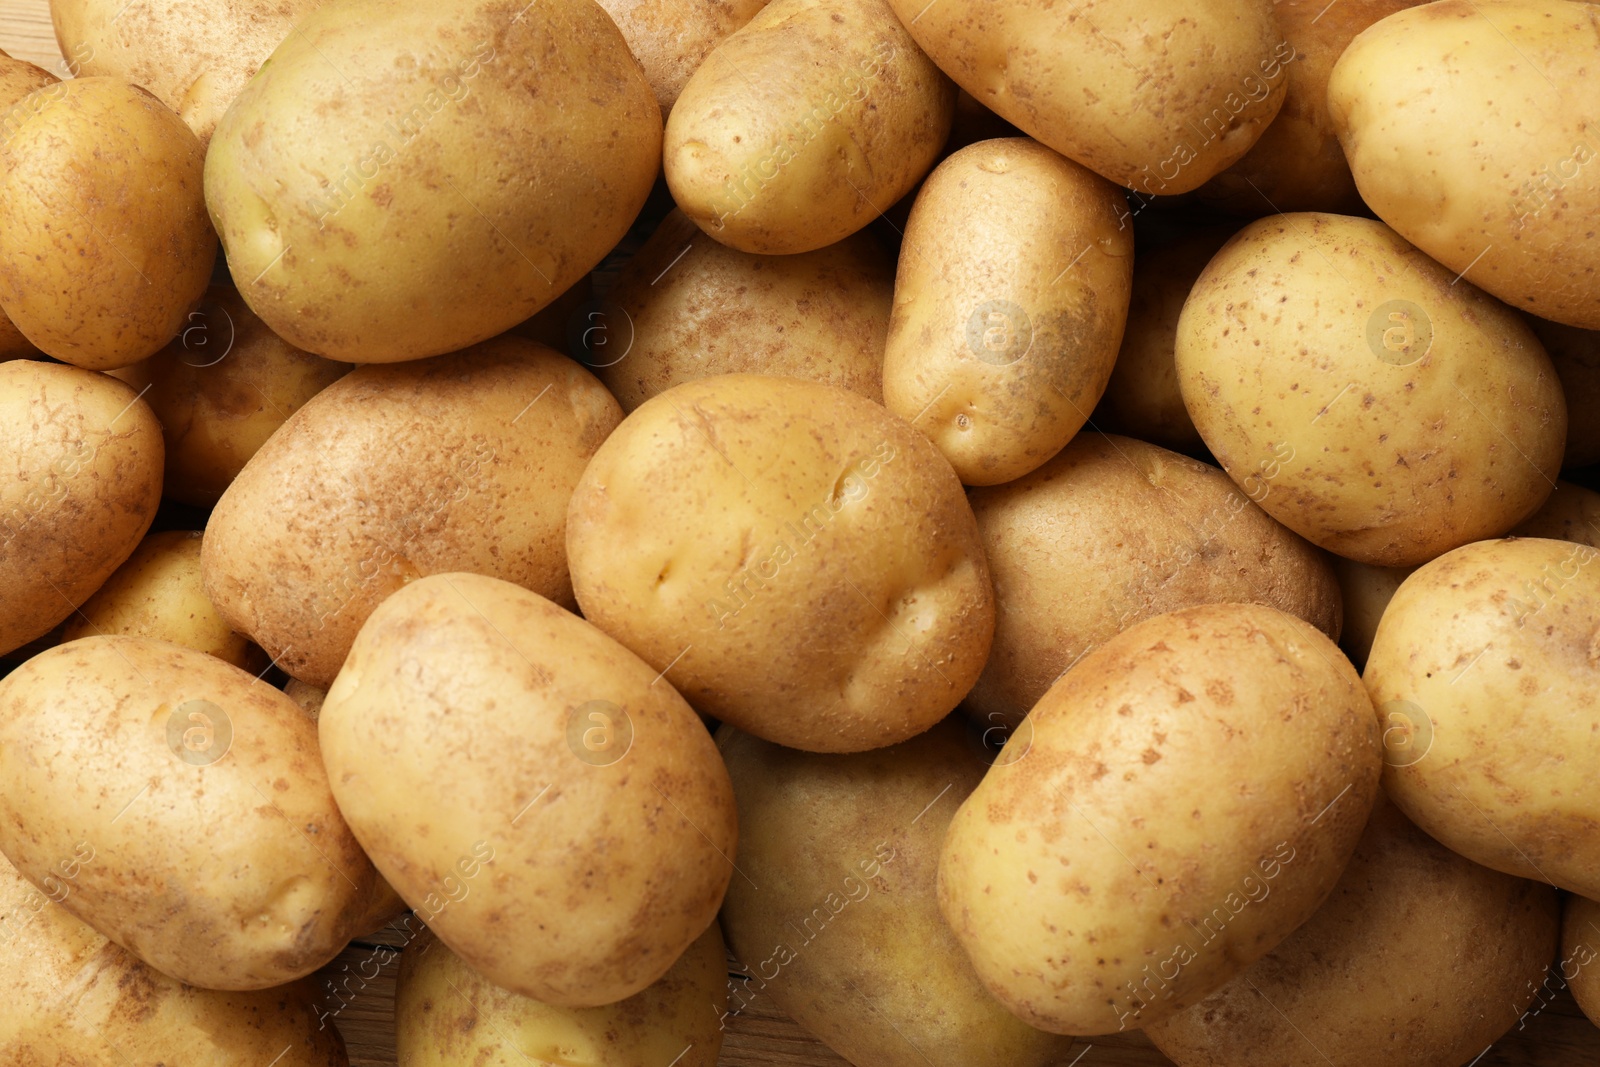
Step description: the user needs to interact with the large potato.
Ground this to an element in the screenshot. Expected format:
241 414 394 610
940 603 1382 1035
0 636 384 989
203 338 621 687
319 573 736 1006
966 432 1341 730
567 374 995 753
0 361 162 656
718 718 1076 1067
598 210 890 412
1366 536 1600 897
596 0 768 114
1328 0 1600 328
1564 894 1600 1028
0 77 213 369
883 138 1133 486
0 52 55 361
664 0 954 254
1176 213 1564 566
206 0 661 362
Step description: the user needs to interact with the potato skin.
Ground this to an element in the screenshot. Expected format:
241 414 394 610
1331 557 1413 670
1514 481 1600 546
1530 317 1600 468
595 0 769 114
1563 894 1600 1028
939 603 1382 1035
0 52 56 361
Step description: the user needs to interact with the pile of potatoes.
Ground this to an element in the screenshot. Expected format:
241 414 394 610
1 0 1599 1063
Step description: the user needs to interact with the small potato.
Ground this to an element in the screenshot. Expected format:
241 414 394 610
598 210 890 412
1513 481 1600 546
883 138 1133 486
940 603 1381 1035
596 0 768 114
0 77 213 369
0 52 56 361
0 361 163 656
1331 557 1414 670
664 0 954 254
284 678 326 721
1563 894 1600 1028
1530 316 1600 468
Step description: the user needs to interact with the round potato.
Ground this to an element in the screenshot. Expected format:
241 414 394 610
1331 557 1414 670
0 361 163 656
567 374 995 753
206 0 661 363
1514 481 1600 545
1328 0 1600 329
1530 316 1600 468
883 138 1133 486
1563 894 1600 1028
966 433 1342 730
0 77 213 369
940 603 1382 1035
203 338 621 687
664 0 954 254
596 0 768 114
0 52 56 361
597 210 890 412
320 572 736 1006
0 635 384 990
1176 213 1564 566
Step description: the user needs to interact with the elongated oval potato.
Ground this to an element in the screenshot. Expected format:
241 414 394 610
940 603 1382 1035
203 338 621 687
567 374 995 753
0 636 383 990
883 138 1132 486
206 0 661 362
0 361 162 656
598 210 890 412
320 573 736 1006
0 77 213 369
1366 537 1600 897
1176 213 1564 566
886 0 1289 195
0 52 56 361
397 924 727 1066
718 719 1076 1067
1146 797 1559 1067
966 433 1341 730
1328 0 1600 328
664 0 954 254
596 0 768 114
1563 894 1600 1028
1530 317 1600 468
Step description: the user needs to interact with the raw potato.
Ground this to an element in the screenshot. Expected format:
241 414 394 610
396 924 727 1066
1366 536 1600 897
203 338 621 687
1514 481 1600 545
1328 0 1600 328
598 209 890 412
595 0 768 114
0 636 384 990
883 138 1133 486
206 0 661 362
1331 557 1413 670
0 361 163 656
1146 797 1559 1067
62 529 264 671
1530 317 1600 468
664 0 954 254
965 433 1341 730
718 719 1077 1067
1176 213 1564 566
284 678 326 721
940 603 1382 1035
0 52 56 361
567 374 995 753
1563 894 1600 1028
886 0 1289 195
0 77 214 369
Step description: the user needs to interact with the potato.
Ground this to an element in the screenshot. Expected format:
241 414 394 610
882 138 1133 486
114 285 351 507
1331 557 1414 670
965 432 1341 730
663 0 954 254
205 0 661 363
597 209 890 412
0 77 213 370
1176 213 1564 566
0 52 56 361
887 0 1288 195
0 361 163 656
0 635 383 989
718 718 1076 1067
567 374 994 753
1563 894 1600 1028
284 678 326 721
1328 0 1600 329
596 0 768 115
1146 796 1559 1066
203 338 621 687
1530 316 1600 468
397 924 727 1066
320 572 736 1006
939 603 1382 1035
1513 481 1600 545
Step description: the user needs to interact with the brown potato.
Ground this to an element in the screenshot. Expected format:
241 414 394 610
1563 893 1600 1029
1513 480 1600 545
596 0 769 114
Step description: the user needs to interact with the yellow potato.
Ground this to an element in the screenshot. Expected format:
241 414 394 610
596 0 768 114
664 0 954 254
1176 213 1564 566
883 137 1133 485
940 603 1381 1035
1563 894 1600 1029
0 52 56 361
567 374 994 753
1513 480 1600 546
284 678 326 721
1331 557 1414 670
1530 316 1600 468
